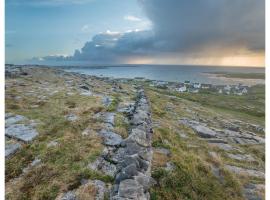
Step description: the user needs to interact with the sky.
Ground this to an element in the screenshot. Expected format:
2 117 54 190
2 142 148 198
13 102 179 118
6 0 265 67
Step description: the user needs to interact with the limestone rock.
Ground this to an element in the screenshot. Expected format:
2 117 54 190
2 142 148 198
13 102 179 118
227 153 255 162
5 142 21 158
99 129 123 146
224 165 264 178
5 113 27 126
6 124 39 143
88 157 117 177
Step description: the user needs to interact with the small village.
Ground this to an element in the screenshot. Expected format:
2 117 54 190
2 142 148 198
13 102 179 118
147 79 249 95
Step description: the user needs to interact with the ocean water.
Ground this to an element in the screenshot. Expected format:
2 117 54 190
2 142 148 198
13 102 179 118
61 65 264 85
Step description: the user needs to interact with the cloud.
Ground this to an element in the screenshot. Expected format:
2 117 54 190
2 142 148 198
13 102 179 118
124 15 142 22
7 0 94 6
81 24 91 33
37 0 265 66
140 0 264 53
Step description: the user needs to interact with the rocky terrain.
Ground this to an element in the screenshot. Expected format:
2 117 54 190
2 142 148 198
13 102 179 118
5 65 265 200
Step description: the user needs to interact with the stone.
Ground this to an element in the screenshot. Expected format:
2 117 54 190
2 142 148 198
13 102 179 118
99 129 123 146
224 165 264 178
47 140 59 148
121 141 143 155
102 96 112 107
193 125 217 138
5 142 21 158
165 162 175 172
115 164 139 183
227 153 255 162
127 128 150 147
210 143 234 151
61 191 77 200
223 123 240 132
207 138 227 144
103 112 115 126
134 173 157 190
252 136 265 144
92 180 107 200
131 110 149 126
79 85 89 91
65 114 78 122
5 113 27 126
80 90 92 96
179 119 217 138
243 184 264 200
81 127 94 136
117 102 135 113
223 129 242 137
5 124 39 142
117 179 145 199
88 157 117 177
23 158 42 173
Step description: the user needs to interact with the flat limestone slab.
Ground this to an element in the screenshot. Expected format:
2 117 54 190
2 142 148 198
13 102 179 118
5 142 21 158
5 113 27 126
225 165 264 178
6 124 39 142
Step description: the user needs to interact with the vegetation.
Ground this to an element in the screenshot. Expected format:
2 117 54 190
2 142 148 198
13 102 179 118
145 84 264 200
207 72 265 79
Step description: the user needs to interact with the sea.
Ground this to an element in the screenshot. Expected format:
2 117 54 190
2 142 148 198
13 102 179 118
60 65 265 85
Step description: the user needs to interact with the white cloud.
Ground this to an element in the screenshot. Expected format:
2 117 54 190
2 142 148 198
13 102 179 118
8 0 95 6
124 15 142 22
81 24 91 33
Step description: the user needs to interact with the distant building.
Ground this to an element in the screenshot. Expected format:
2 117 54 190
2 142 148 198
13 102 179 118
177 85 187 92
193 83 201 88
184 80 191 85
224 85 231 91
201 84 212 89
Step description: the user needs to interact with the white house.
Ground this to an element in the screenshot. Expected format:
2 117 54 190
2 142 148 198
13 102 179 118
177 85 187 92
224 85 231 91
240 87 248 94
193 83 201 88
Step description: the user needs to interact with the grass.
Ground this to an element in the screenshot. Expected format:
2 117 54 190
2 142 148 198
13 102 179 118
147 85 265 124
145 86 264 200
5 72 112 200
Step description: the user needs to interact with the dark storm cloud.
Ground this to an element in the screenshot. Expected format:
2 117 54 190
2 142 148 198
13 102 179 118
140 0 265 52
39 0 265 63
